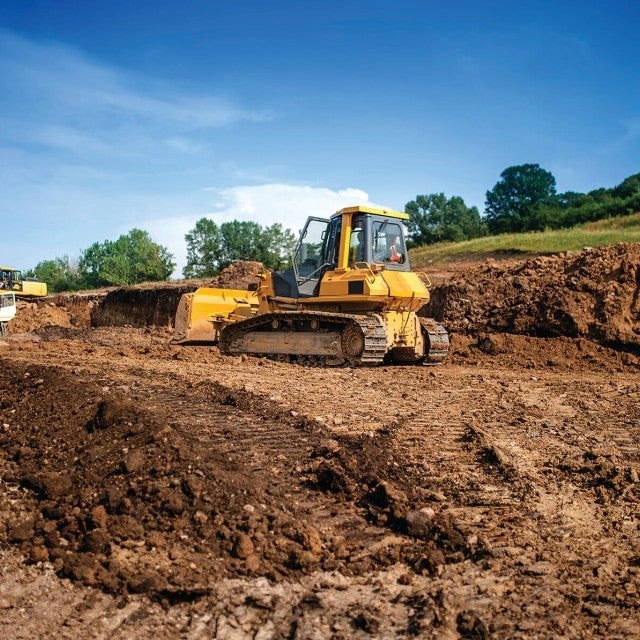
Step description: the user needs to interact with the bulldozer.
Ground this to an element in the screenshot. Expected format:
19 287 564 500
173 205 449 366
0 267 47 298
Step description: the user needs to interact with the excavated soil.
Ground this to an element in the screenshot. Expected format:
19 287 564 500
424 243 640 353
1 249 639 639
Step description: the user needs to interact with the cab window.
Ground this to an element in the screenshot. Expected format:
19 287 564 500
372 221 406 265
293 218 331 279
349 215 367 264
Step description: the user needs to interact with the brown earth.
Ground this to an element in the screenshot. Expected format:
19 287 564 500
1 249 639 639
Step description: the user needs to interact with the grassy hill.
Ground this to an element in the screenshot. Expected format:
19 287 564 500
409 212 640 267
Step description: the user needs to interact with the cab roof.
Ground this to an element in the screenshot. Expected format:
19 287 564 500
333 205 409 221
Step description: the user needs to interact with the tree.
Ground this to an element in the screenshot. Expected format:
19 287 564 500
404 193 487 246
26 255 82 292
183 218 222 278
555 191 584 208
254 223 296 271
485 164 557 233
218 220 264 270
612 172 640 199
182 218 296 278
79 229 175 287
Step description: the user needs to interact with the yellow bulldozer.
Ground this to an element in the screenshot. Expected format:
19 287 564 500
173 205 449 366
0 267 47 298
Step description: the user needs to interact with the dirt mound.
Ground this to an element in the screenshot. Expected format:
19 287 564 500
209 260 264 290
8 303 73 334
450 333 639 371
425 243 640 352
8 293 107 334
0 360 481 598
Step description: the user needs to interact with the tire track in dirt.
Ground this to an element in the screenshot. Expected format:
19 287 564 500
128 378 478 584
0 352 482 598
315 366 640 637
139 386 316 469
457 376 640 634
2 327 640 638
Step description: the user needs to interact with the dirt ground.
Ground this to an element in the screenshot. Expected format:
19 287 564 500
0 247 639 639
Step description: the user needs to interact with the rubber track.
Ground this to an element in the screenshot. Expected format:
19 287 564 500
419 318 450 364
220 310 387 365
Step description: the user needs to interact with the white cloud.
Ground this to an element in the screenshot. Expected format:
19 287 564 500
212 184 377 229
0 29 272 159
143 183 386 278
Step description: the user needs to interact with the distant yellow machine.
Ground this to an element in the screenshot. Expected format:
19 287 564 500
0 267 47 298
173 206 448 365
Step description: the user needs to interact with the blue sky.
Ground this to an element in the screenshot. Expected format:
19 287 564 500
1 0 638 276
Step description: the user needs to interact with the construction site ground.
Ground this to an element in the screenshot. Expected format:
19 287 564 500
0 246 639 639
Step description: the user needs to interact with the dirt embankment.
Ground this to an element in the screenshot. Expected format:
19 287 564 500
9 247 640 358
90 286 196 328
8 261 265 334
91 261 265 328
11 293 101 334
424 243 640 353
92 245 640 367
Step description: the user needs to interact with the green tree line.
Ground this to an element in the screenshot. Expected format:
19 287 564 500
27 167 639 292
406 165 640 244
26 229 176 293
27 221 295 293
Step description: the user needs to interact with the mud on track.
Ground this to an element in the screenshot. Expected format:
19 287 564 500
1 246 639 638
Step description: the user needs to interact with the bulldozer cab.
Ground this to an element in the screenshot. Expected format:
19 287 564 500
289 206 410 298
0 268 17 290
337 207 411 272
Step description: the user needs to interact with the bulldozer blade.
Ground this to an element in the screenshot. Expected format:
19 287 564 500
172 287 259 344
